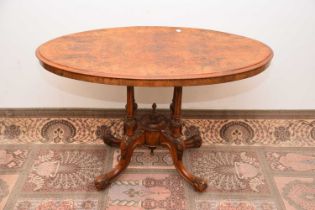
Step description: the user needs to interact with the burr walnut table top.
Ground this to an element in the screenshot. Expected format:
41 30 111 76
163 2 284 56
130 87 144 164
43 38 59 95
36 26 273 87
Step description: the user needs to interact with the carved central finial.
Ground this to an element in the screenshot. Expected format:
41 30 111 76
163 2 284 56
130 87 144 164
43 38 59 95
152 103 157 113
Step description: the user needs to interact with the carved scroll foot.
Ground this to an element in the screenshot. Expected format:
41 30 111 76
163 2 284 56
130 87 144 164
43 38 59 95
95 174 111 190
183 125 202 149
161 132 207 192
97 125 121 147
95 131 145 190
183 135 202 148
103 135 121 147
191 176 208 192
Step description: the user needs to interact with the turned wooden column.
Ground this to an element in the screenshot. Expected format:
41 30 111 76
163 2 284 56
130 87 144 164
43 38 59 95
170 87 182 138
124 86 136 136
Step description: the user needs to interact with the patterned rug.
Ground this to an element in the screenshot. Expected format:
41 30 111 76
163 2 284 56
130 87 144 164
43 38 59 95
1 109 315 210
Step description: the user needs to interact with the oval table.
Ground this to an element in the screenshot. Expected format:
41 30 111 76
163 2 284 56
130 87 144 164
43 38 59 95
36 26 273 192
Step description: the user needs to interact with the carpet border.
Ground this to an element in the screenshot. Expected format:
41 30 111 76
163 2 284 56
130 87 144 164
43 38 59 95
0 108 315 119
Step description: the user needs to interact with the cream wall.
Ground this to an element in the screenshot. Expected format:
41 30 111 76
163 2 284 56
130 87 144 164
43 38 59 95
1 0 315 109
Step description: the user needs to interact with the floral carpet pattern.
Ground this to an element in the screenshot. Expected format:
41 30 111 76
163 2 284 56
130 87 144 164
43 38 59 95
0 109 315 210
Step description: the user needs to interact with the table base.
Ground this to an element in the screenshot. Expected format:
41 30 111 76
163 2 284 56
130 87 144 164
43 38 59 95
94 86 208 192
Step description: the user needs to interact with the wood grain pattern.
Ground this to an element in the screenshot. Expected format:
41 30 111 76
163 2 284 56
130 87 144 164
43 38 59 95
36 26 273 87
